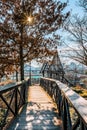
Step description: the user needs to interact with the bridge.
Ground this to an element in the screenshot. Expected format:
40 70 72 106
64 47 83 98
0 77 87 130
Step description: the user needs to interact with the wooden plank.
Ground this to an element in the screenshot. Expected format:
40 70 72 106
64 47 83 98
56 80 87 125
0 78 29 93
7 85 62 130
41 77 87 126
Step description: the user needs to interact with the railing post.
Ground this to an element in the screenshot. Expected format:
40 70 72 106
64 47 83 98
15 88 18 115
63 98 68 130
80 119 85 130
0 78 29 129
40 77 87 130
58 90 62 117
63 98 72 130
23 82 27 104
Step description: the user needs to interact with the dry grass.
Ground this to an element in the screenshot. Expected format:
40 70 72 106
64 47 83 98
0 80 15 129
0 80 13 87
72 85 87 99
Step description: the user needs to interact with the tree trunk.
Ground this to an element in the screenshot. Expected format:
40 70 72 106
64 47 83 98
16 70 18 81
20 26 24 81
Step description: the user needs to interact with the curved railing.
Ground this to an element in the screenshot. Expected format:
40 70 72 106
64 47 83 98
40 77 87 130
0 78 29 130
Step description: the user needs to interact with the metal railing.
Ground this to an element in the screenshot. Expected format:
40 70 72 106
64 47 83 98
40 77 87 130
0 78 29 130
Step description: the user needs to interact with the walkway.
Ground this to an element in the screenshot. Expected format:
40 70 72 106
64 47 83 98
8 85 62 130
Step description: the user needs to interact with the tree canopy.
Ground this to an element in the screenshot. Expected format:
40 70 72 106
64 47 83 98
78 0 87 12
64 0 87 66
0 0 69 80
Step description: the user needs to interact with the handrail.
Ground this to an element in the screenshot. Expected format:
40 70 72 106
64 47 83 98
0 78 30 130
40 77 87 130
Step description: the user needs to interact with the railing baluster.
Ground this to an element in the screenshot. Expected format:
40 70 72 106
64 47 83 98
40 77 87 130
72 117 80 130
0 78 29 129
63 98 72 130
15 88 18 115
23 83 26 104
58 90 62 117
80 119 85 130
63 98 68 130
0 94 16 116
0 89 15 129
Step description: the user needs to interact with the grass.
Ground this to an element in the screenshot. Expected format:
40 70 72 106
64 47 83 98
0 80 13 87
69 85 87 125
72 85 87 99
0 80 15 129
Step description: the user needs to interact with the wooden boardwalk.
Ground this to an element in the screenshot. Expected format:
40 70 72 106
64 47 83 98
7 85 62 130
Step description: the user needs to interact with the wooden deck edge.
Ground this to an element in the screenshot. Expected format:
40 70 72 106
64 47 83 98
4 104 27 130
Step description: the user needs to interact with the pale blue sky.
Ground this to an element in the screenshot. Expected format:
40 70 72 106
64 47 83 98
33 0 84 67
57 0 85 66
61 0 84 16
57 0 85 46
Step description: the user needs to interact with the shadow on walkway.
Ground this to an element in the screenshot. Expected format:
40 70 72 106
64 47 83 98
7 85 62 130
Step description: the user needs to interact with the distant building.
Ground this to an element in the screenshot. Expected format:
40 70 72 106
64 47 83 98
40 51 65 81
41 45 87 86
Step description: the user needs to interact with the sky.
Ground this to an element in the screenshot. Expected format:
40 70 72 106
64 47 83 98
31 60 42 68
57 0 85 66
58 0 84 45
61 0 84 16
32 0 85 67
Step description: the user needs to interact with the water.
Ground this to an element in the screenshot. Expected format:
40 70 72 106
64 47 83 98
1 74 42 85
